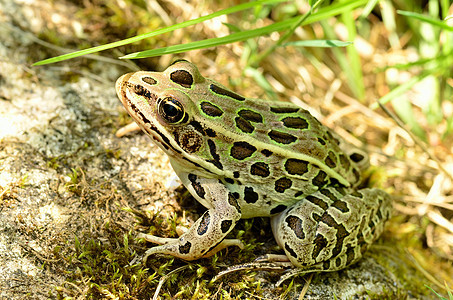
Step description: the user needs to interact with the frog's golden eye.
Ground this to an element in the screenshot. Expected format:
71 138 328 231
158 97 185 124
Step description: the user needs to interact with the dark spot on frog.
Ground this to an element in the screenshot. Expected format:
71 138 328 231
274 177 292 193
335 257 343 268
285 243 298 259
197 212 210 235
233 171 240 178
205 128 216 137
133 84 145 95
188 173 206 199
207 139 222 169
368 219 376 231
268 130 297 144
306 195 328 210
295 191 305 198
282 116 309 129
312 170 328 188
332 200 350 213
220 220 233 233
170 70 193 88
235 116 255 133
200 101 224 117
325 151 337 168
329 178 341 187
319 188 339 201
189 120 206 136
334 186 346 196
230 141 257 160
228 192 241 213
261 149 273 157
141 76 157 85
238 109 263 123
345 245 357 266
351 190 362 198
285 215 305 239
321 215 348 259
270 204 287 215
179 241 192 254
250 162 270 177
312 234 328 260
210 84 245 101
376 206 383 220
285 158 309 175
350 152 365 163
270 106 299 114
208 159 223 170
312 212 322 222
224 178 234 184
132 83 155 100
244 186 259 203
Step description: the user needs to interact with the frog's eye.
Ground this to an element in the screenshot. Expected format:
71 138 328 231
158 97 185 124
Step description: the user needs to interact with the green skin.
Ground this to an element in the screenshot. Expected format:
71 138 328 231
115 60 391 275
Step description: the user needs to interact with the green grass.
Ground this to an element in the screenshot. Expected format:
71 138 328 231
33 0 361 66
30 0 453 298
426 283 453 300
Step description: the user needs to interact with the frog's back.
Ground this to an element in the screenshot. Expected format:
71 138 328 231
191 78 363 189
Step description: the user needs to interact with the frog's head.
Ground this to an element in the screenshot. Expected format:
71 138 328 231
115 60 223 174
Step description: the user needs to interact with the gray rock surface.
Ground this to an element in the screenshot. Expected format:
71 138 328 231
0 0 438 299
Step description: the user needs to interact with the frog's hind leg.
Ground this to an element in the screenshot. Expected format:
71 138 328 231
271 187 392 274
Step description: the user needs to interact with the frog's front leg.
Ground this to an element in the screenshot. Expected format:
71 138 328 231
140 177 244 261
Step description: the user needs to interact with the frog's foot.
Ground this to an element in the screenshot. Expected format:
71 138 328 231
139 233 244 262
275 268 312 286
138 232 177 245
254 254 292 263
213 254 295 284
251 254 316 286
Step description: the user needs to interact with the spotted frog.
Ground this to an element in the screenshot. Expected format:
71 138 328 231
115 60 391 277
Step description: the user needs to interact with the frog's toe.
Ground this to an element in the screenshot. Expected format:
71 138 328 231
254 254 290 263
137 232 178 245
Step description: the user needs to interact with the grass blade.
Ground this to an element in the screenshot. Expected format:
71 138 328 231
32 0 286 66
123 0 368 60
340 2 364 100
397 10 453 31
120 18 295 59
374 71 431 106
282 40 352 47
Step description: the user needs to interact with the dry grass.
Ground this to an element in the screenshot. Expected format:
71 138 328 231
27 0 453 297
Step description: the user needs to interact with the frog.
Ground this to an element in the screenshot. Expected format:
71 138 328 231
115 59 392 279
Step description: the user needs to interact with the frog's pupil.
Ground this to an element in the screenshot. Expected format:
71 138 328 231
160 97 184 123
164 102 178 116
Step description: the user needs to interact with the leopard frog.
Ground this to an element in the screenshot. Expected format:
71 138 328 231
115 60 391 276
